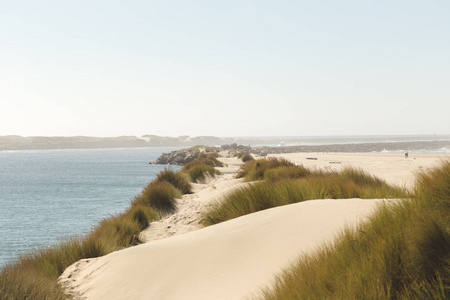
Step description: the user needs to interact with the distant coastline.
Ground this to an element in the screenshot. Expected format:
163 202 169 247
1 134 449 152
251 140 450 155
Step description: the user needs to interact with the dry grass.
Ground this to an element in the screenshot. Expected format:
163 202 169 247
155 168 192 194
264 165 312 182
182 153 223 183
183 153 224 169
204 166 407 226
0 166 177 299
133 181 181 214
260 161 450 299
235 151 254 162
0 204 160 300
237 157 296 181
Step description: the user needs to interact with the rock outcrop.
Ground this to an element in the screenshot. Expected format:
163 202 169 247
150 146 220 165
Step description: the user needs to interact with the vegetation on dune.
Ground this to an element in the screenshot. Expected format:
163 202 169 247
264 165 311 182
133 181 181 214
184 164 220 183
0 204 160 300
3 150 446 300
261 161 450 299
183 152 224 168
0 147 224 299
203 161 407 226
154 168 192 194
0 165 186 299
182 153 223 183
234 151 254 162
236 157 296 181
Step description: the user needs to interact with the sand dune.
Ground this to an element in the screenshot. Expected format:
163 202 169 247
59 153 449 299
60 198 390 300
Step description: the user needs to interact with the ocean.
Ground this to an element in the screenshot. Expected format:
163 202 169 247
0 147 181 269
0 136 449 270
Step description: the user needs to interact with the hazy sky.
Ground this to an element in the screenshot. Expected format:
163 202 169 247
1 1 449 137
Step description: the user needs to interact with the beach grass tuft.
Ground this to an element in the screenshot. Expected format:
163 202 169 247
155 168 192 194
260 161 450 300
235 151 254 162
0 166 170 299
203 166 408 226
264 165 312 182
133 181 181 214
236 157 296 181
182 153 223 183
0 203 160 300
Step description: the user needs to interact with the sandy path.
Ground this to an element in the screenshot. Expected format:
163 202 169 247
139 156 247 243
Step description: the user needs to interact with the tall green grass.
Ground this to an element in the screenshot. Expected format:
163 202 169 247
204 164 407 226
261 161 450 299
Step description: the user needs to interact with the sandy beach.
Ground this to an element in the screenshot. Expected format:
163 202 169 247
270 152 449 190
59 152 449 300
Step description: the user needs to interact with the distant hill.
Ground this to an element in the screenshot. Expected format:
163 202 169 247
1 134 449 151
0 135 237 151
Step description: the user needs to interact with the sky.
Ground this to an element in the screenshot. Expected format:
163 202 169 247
1 0 449 137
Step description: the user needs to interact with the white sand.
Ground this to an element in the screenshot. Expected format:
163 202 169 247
59 153 449 300
270 152 449 190
60 198 390 300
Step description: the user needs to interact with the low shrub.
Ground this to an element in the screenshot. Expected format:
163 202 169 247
155 168 192 194
235 151 254 162
241 152 254 162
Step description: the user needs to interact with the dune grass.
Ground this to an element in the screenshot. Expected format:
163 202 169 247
0 203 160 300
235 151 254 162
183 152 224 168
0 150 218 300
0 167 181 299
182 153 223 183
264 165 312 182
133 181 181 214
154 168 192 194
260 161 450 299
237 157 296 181
203 160 407 226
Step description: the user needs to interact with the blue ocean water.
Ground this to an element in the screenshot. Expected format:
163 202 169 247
0 147 181 269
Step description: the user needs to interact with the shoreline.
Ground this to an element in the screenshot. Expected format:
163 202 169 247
58 152 449 299
1 135 449 152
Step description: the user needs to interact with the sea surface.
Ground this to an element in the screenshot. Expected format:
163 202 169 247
0 147 181 269
0 136 449 270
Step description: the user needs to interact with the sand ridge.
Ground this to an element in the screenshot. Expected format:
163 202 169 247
59 152 449 300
